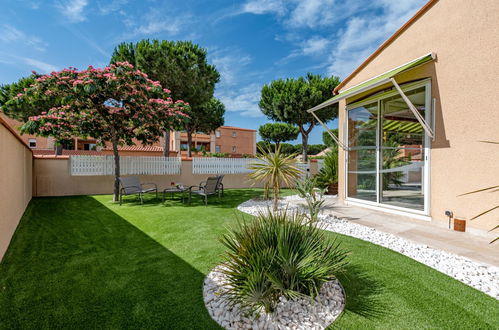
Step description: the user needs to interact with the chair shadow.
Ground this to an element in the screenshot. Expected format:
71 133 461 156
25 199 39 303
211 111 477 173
0 196 221 329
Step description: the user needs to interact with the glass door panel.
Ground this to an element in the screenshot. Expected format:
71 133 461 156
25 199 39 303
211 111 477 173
380 86 426 210
347 102 378 202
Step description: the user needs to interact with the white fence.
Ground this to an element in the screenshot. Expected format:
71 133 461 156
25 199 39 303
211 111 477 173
296 162 311 179
317 159 325 172
70 156 181 176
192 157 261 174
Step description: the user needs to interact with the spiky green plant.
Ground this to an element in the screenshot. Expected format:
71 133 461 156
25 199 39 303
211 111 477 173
248 144 302 210
295 177 326 222
314 148 339 189
220 210 348 315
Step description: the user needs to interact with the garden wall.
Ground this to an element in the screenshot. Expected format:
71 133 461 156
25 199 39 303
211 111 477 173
33 157 318 196
0 117 33 260
34 157 249 196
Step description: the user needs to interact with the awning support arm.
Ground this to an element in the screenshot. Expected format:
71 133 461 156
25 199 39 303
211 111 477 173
390 78 434 139
310 110 347 150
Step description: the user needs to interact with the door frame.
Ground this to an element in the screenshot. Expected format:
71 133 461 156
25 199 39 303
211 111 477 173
344 78 432 217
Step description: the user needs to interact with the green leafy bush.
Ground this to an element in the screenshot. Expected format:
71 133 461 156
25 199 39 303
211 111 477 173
314 148 339 189
220 210 348 315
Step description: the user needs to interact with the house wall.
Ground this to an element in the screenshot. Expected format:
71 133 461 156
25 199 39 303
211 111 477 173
0 118 33 260
215 127 256 155
0 114 53 150
337 0 499 233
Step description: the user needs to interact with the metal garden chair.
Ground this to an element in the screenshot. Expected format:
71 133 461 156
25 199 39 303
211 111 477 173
189 176 222 206
118 176 158 205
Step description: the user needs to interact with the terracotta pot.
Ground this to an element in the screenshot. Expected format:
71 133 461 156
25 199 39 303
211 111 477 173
327 182 338 195
454 219 466 232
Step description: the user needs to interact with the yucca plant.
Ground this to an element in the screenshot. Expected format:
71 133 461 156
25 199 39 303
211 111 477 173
248 144 302 210
314 148 338 190
296 177 326 222
220 210 348 315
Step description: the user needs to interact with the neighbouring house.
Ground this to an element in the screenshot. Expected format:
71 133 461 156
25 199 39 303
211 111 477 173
0 114 256 157
309 0 499 236
170 126 257 157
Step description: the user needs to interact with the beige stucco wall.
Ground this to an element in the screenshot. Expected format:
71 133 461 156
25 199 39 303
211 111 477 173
0 122 33 260
33 158 264 196
337 0 499 233
33 158 318 197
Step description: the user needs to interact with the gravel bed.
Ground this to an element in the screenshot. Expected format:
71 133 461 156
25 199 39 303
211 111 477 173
203 265 345 330
237 196 499 300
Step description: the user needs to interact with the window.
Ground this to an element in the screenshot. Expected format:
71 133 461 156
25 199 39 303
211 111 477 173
346 81 431 213
84 143 96 151
215 130 221 138
215 145 221 153
232 146 236 153
232 131 237 137
28 138 36 148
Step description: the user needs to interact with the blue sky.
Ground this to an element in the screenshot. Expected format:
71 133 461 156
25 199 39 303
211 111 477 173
0 0 426 144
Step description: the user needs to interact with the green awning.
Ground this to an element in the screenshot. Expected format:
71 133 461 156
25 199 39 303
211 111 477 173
307 52 435 113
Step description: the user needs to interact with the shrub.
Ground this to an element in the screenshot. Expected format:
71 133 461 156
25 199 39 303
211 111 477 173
314 148 339 189
296 177 326 222
248 144 301 210
220 210 348 315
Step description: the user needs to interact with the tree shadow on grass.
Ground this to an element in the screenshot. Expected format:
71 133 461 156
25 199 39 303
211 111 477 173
0 196 221 329
329 264 388 328
125 189 263 210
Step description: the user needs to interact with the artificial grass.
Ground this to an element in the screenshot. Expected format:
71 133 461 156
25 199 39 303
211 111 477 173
0 190 497 329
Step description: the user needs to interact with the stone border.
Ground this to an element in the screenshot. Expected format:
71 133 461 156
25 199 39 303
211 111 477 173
237 196 499 300
203 265 346 330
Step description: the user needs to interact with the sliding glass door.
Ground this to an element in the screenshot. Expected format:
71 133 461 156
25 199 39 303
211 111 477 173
346 81 430 214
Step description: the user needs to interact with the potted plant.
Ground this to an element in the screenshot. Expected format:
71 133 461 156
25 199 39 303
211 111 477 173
314 148 338 195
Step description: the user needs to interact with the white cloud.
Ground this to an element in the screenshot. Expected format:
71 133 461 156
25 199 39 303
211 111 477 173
20 56 58 73
97 0 129 15
242 0 286 16
121 10 186 39
216 83 263 118
56 0 89 23
211 51 252 87
277 36 329 65
326 0 426 78
0 24 47 51
240 0 368 28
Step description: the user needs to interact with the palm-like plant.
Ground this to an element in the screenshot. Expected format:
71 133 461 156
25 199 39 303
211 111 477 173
220 210 348 315
295 177 326 222
248 144 302 211
314 148 339 189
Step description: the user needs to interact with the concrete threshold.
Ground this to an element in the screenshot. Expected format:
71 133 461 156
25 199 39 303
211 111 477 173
321 196 499 267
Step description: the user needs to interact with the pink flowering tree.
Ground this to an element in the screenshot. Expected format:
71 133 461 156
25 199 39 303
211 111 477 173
15 62 189 201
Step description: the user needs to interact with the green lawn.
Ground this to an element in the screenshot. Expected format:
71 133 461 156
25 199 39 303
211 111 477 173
0 190 497 329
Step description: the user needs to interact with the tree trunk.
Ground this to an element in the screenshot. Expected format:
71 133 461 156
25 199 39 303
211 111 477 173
55 144 63 156
162 130 170 157
111 135 120 202
300 129 309 162
187 129 193 157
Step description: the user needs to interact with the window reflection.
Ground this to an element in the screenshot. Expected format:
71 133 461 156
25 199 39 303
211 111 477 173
346 85 428 212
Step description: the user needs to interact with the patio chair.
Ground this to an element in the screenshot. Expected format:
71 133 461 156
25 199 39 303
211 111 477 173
198 175 225 197
118 176 158 205
189 176 221 206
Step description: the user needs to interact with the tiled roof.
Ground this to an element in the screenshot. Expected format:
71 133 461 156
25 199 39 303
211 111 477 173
103 145 164 152
220 126 256 132
33 149 103 156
